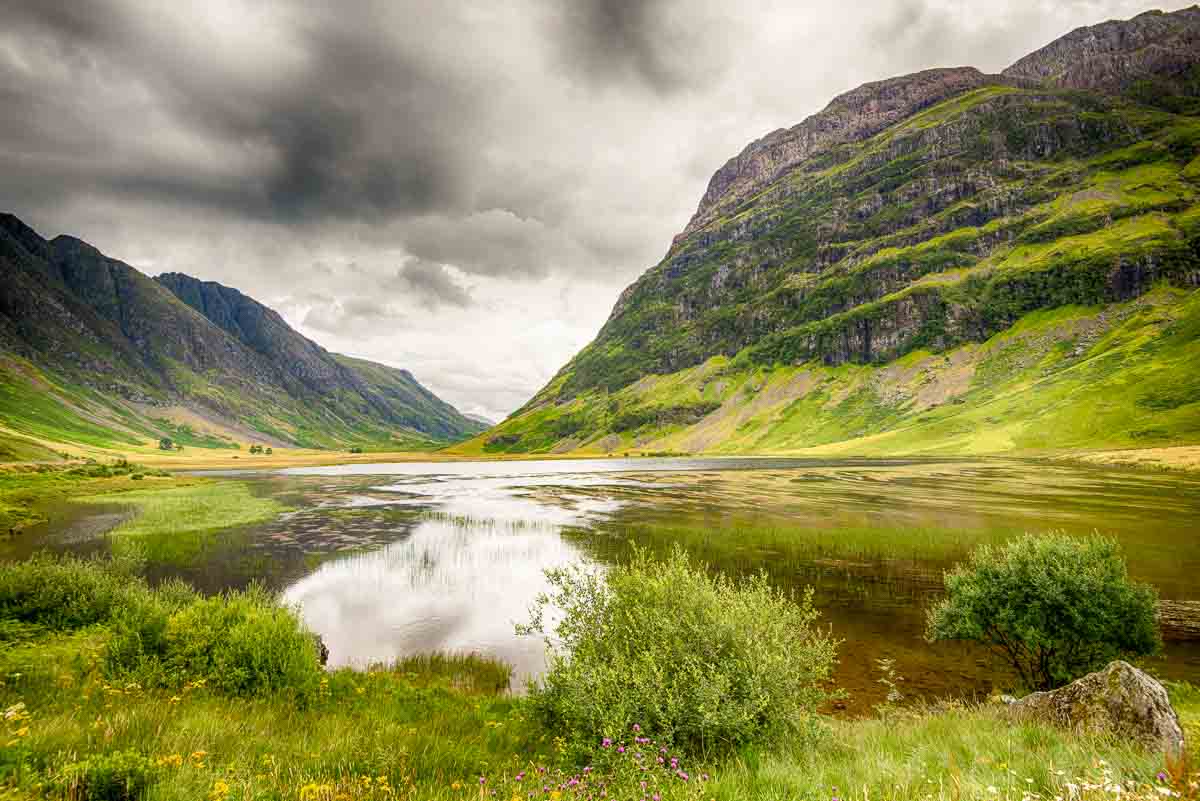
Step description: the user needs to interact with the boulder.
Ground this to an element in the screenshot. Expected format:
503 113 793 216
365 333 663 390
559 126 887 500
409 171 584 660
1006 661 1184 754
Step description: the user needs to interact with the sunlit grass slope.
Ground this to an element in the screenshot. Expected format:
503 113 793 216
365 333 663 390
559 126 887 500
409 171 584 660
460 286 1200 460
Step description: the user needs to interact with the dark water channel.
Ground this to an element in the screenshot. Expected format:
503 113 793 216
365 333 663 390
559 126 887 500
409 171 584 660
9 457 1200 712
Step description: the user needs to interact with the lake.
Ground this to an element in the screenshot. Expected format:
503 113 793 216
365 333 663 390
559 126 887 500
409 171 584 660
9 456 1200 712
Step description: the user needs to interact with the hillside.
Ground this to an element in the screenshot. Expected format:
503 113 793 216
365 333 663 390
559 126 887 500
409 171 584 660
0 216 484 457
465 7 1200 457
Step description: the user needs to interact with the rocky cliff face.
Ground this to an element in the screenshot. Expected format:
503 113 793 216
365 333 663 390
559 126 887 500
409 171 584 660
0 217 484 449
482 7 1200 455
680 67 998 241
1004 7 1200 96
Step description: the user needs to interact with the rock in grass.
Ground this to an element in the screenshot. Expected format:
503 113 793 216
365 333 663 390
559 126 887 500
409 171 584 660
1006 661 1184 754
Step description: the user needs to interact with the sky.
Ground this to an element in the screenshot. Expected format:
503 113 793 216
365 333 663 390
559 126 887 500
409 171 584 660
1 0 1193 421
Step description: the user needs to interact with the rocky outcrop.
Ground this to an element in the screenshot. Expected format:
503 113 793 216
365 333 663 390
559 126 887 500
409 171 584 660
1006 661 1185 755
680 68 998 240
1003 7 1200 95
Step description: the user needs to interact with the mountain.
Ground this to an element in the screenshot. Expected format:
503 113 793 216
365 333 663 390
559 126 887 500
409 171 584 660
0 216 484 456
464 413 497 428
465 7 1200 457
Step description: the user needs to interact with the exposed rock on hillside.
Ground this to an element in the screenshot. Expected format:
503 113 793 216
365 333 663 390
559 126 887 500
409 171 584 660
1004 7 1200 97
1007 661 1185 755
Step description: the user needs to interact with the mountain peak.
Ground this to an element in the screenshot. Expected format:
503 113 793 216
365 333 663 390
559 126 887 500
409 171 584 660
1002 5 1200 93
678 67 996 243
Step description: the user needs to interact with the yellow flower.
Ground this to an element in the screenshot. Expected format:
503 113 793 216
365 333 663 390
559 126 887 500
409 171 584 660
451 782 462 790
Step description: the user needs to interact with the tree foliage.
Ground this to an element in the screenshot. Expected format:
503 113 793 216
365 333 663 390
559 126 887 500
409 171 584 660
926 533 1160 691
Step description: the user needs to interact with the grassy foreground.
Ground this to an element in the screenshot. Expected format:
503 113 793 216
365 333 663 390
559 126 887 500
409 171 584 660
0 551 1195 801
0 626 1194 800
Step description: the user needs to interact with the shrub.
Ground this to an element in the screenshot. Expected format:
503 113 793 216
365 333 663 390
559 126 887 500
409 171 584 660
55 750 157 801
520 546 837 758
926 533 1160 691
159 584 323 698
0 555 146 632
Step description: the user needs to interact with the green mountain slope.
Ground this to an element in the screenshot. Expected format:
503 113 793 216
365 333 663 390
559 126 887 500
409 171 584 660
0 216 484 456
465 8 1200 457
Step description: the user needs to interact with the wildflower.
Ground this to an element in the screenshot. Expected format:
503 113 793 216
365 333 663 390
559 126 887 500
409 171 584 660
451 782 462 790
632 724 641 733
602 737 612 748
617 746 625 754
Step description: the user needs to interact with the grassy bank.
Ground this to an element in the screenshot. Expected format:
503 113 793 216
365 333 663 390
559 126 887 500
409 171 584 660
0 464 282 541
0 557 1195 801
0 628 1192 800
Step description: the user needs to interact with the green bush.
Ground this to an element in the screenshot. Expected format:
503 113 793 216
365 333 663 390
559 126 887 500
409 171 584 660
520 546 838 758
159 585 323 698
55 750 157 800
926 533 1160 691
0 555 144 632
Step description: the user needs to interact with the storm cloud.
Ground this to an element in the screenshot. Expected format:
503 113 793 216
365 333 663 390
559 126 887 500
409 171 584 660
1 0 1192 420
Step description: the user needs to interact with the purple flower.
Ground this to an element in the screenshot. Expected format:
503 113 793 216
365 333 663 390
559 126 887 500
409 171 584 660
617 746 625 754
1158 772 1168 783
632 723 641 733
515 772 524 782
602 737 612 748
478 776 486 785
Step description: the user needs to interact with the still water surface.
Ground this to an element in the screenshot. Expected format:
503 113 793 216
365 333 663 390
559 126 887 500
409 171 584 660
12 457 1200 711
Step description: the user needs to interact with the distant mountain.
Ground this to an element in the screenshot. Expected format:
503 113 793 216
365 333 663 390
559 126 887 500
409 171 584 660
0 215 484 455
464 7 1200 457
464 413 497 428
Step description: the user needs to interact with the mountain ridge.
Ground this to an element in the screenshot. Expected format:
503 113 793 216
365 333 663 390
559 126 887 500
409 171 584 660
0 216 484 455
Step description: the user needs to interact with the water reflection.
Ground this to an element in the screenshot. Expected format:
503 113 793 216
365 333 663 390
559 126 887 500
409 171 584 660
280 469 630 684
9 456 1200 708
282 519 584 683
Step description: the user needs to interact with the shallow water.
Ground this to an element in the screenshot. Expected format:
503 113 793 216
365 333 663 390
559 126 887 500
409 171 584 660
9 456 1200 710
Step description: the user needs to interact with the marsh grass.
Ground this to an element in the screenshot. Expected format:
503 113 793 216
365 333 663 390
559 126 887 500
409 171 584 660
75 481 287 564
581 519 1016 573
0 462 175 534
387 652 514 694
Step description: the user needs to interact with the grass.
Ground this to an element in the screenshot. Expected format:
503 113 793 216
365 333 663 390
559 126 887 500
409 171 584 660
0 463 181 535
0 625 1192 800
706 701 1174 801
579 519 1011 572
464 285 1200 467
74 481 287 564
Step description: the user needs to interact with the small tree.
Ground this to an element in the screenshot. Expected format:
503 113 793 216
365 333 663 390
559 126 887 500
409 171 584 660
248 444 262 455
926 533 1159 691
265 447 273 455
157 437 174 451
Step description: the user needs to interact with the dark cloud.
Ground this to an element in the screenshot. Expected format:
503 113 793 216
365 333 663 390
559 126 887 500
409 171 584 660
545 0 732 94
392 260 473 309
0 1 484 224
